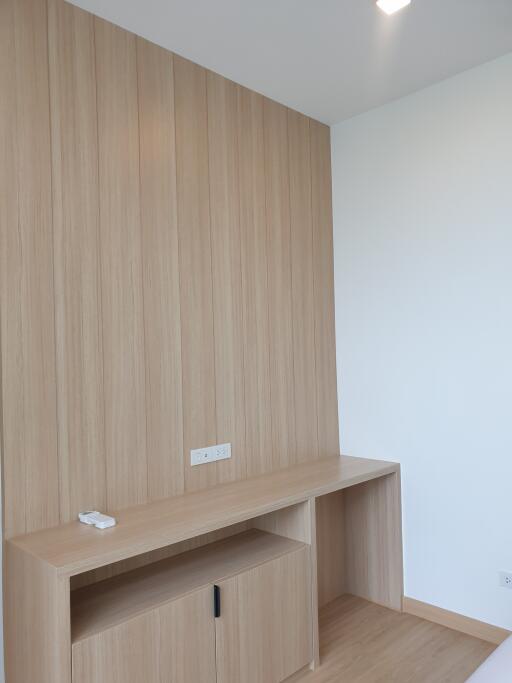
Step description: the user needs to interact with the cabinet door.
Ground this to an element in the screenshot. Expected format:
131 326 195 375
215 547 312 683
72 586 216 683
159 585 216 682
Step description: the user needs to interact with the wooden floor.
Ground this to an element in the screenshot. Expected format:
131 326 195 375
294 595 495 683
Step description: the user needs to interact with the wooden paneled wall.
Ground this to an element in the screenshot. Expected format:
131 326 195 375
0 0 339 540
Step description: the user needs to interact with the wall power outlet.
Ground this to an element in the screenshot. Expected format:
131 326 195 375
191 443 231 467
499 571 512 589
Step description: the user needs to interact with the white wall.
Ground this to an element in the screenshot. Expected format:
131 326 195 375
332 53 512 630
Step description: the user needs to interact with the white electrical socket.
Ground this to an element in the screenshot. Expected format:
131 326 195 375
191 443 231 467
499 571 512 589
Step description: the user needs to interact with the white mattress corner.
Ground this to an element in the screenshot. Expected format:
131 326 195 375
466 636 512 682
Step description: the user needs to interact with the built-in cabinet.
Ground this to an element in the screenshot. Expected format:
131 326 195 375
5 456 403 683
71 531 312 683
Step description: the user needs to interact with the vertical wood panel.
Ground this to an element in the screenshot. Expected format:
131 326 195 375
344 473 404 610
0 0 60 537
5 544 71 683
288 110 319 463
1 1 339 536
137 38 184 500
311 121 340 458
308 498 321 669
316 491 345 607
16 0 59 529
0 0 24 538
264 99 297 469
237 87 273 477
207 72 246 483
174 56 217 491
48 0 106 522
95 18 147 510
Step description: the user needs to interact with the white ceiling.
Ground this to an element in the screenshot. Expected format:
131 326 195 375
68 0 512 124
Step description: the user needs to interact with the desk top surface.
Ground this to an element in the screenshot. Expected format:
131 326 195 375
10 455 399 577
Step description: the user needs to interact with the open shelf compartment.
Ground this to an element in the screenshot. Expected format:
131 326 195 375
71 529 306 644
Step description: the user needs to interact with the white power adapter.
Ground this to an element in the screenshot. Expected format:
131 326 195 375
78 511 117 529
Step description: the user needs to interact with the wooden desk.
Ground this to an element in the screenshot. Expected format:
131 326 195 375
5 455 403 683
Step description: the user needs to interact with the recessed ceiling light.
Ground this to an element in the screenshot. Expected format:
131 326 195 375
376 0 411 15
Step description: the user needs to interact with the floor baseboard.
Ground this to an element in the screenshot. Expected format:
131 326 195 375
403 597 510 646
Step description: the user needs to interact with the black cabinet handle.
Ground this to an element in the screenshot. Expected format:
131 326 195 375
214 585 221 618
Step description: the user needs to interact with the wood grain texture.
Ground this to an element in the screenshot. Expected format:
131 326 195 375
264 98 297 470
308 498 321 670
94 17 148 510
2 0 338 539
48 0 106 522
159 587 217 683
0 0 60 538
72 608 161 683
6 455 403 683
174 55 217 492
207 71 246 484
0 0 23 538
137 38 184 500
252 500 312 544
253 498 321 671
344 471 403 610
310 120 339 459
288 110 319 464
216 547 312 683
403 597 511 646
12 455 400 577
72 588 217 683
70 522 249 590
237 87 273 477
316 491 345 608
71 530 305 641
293 595 495 683
5 542 71 683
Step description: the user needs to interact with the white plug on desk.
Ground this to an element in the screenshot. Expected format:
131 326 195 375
78 511 116 529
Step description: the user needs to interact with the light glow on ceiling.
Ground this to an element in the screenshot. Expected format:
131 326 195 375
376 0 412 15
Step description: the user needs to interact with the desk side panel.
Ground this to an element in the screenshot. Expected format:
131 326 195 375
316 490 345 608
344 470 403 610
4 542 71 683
